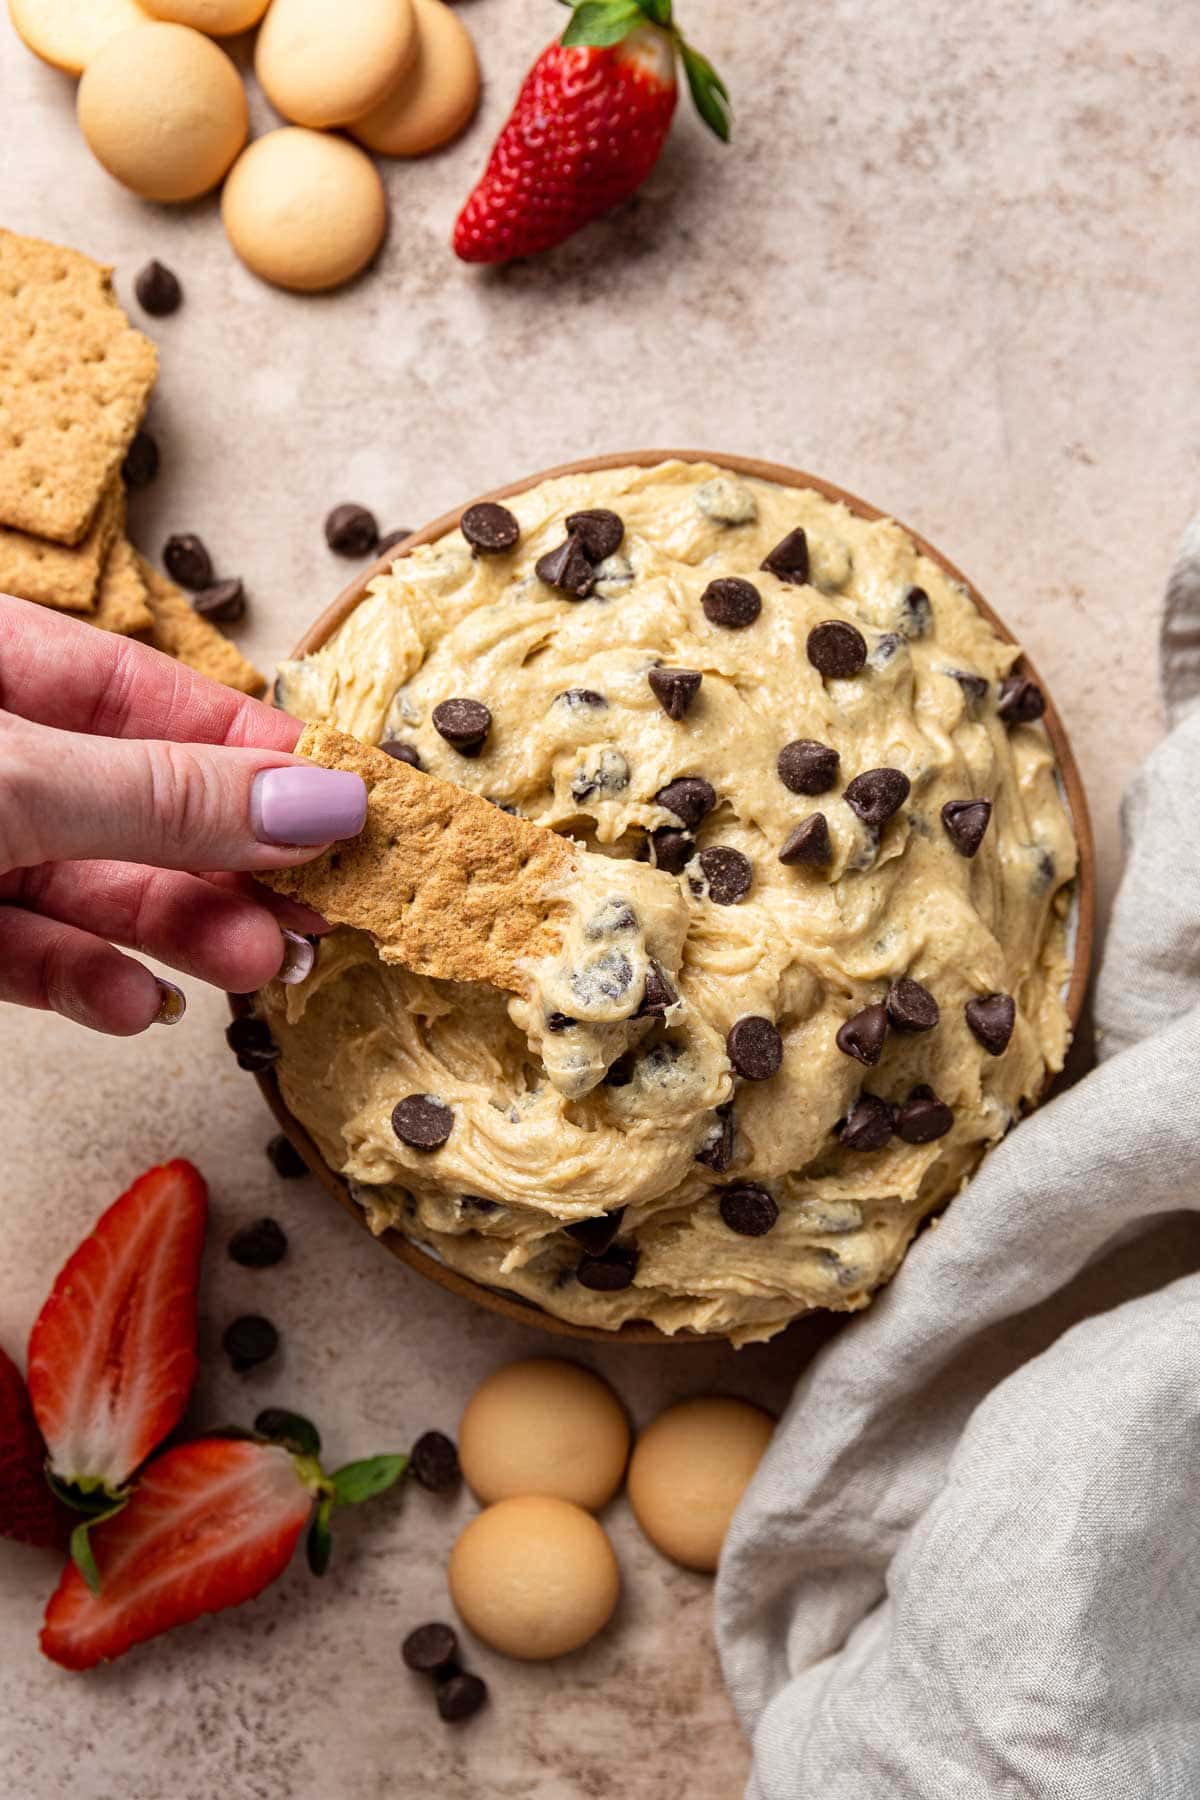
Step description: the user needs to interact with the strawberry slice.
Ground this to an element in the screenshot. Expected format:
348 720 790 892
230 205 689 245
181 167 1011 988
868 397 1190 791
27 1161 208 1500
41 1439 316 1670
0 1345 69 1550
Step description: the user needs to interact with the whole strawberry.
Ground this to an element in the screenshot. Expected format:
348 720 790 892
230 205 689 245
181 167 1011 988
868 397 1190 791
453 0 729 265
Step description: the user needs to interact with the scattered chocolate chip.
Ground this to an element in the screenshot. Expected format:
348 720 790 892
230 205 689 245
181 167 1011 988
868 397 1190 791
642 827 694 874
779 814 832 866
536 535 595 598
566 1208 626 1256
701 576 762 629
648 666 702 720
266 1133 306 1179
838 1094 896 1152
163 533 213 591
844 767 911 830
727 1016 783 1080
895 1085 954 1143
324 503 378 557
192 577 245 624
965 993 1016 1055
222 1314 278 1373
836 1003 888 1067
403 1621 459 1674
941 798 992 858
760 527 809 585
565 508 624 563
719 1184 778 1236
121 428 158 489
636 961 676 1017
134 259 181 316
577 1244 639 1291
545 1012 576 1033
899 586 932 638
696 1105 734 1171
228 1216 288 1269
380 739 423 768
432 697 491 755
777 738 839 795
410 1430 460 1493
437 1671 488 1724
392 1093 454 1150
807 619 867 678
655 776 716 829
998 673 1046 724
555 687 608 709
254 1408 321 1456
460 502 520 554
697 846 753 904
603 1053 636 1088
377 528 413 556
949 669 989 707
886 977 940 1033
225 1015 280 1072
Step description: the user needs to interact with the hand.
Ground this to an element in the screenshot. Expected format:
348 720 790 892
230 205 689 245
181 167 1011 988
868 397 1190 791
0 595 367 1036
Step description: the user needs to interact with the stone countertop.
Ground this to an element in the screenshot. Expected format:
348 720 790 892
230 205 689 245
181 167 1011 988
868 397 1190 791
0 2 1196 1796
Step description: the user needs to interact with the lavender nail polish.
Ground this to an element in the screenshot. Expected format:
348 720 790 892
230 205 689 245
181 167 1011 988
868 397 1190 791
277 929 316 986
153 979 186 1026
251 766 367 847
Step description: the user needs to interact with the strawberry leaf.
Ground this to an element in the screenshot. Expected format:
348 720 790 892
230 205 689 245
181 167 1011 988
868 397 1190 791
330 1454 408 1506
254 1409 322 1459
69 1501 127 1596
306 1495 334 1578
47 1471 128 1516
562 0 645 49
639 0 673 22
679 41 732 142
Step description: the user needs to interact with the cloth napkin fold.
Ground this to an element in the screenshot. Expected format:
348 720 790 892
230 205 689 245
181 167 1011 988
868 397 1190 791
716 515 1200 1800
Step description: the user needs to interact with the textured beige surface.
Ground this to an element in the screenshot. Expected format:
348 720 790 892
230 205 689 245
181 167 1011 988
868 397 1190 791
0 0 1195 1794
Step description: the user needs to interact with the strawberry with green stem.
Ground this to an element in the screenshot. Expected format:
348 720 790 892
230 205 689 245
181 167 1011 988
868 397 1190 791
453 0 730 265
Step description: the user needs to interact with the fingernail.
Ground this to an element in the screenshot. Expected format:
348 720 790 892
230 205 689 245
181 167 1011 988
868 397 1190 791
278 928 316 986
251 767 367 847
153 979 187 1026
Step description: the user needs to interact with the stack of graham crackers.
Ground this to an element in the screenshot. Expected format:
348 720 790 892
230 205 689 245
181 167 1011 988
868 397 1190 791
0 229 263 695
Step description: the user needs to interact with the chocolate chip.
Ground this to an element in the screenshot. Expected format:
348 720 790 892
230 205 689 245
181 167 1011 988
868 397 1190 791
461 1195 498 1214
392 1093 454 1150
807 619 867 677
377 528 412 556
545 1012 576 1033
719 1184 778 1236
998 673 1046 724
228 1216 288 1267
965 993 1016 1055
727 1016 783 1080
324 503 379 557
760 527 809 584
869 632 905 668
895 1085 954 1143
648 667 702 720
410 1430 460 1493
636 961 675 1017
437 1671 488 1724
121 428 158 489
604 1053 636 1088
571 749 629 802
380 739 423 769
586 899 637 938
949 669 989 708
461 502 519 553
536 535 595 598
225 1015 280 1072
432 698 491 755
254 1408 320 1456
643 827 694 874
697 846 753 904
899 586 932 638
577 1244 638 1291
266 1133 307 1179
655 776 716 829
222 1314 278 1373
701 577 761 629
192 578 245 624
565 508 624 562
779 814 832 866
886 977 939 1032
134 259 182 316
835 1003 888 1066
838 1094 895 1151
555 687 608 710
570 949 633 1008
696 1105 734 1171
941 798 992 858
163 533 213 591
777 739 839 795
566 1208 626 1255
403 1621 459 1674
844 767 910 830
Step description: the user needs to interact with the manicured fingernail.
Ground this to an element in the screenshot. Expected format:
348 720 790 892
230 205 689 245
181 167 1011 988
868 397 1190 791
153 979 186 1026
278 928 316 986
251 766 367 847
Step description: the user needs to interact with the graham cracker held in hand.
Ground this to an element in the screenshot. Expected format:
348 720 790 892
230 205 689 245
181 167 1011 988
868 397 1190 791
137 555 265 696
93 535 152 635
0 476 120 610
0 231 157 544
264 724 580 990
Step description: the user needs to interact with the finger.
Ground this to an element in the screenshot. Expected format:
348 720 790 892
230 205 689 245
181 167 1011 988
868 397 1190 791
206 873 331 939
2 715 366 875
0 905 181 1036
0 591 301 749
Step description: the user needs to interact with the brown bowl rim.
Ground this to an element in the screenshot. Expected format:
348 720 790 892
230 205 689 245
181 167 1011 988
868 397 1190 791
236 448 1095 1347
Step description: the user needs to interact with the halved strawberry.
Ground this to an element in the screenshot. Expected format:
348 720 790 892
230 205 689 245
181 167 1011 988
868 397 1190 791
27 1161 208 1502
0 1345 69 1550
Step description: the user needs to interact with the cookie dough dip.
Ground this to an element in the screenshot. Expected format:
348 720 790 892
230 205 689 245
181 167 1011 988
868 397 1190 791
264 459 1078 1344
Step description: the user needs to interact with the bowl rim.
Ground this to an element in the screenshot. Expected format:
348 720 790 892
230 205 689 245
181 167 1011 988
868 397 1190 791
238 447 1096 1347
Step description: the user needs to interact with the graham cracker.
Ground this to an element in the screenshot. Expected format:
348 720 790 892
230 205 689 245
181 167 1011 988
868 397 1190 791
0 231 158 544
263 723 579 990
137 556 265 696
93 535 153 636
0 477 120 610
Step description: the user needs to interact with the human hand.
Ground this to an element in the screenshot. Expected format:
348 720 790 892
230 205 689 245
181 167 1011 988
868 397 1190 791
0 595 368 1035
